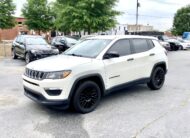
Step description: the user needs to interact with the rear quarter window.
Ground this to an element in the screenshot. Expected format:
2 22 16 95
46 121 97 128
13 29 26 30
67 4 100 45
147 40 155 49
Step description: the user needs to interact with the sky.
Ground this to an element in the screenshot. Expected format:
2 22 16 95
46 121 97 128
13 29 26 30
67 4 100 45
13 0 190 31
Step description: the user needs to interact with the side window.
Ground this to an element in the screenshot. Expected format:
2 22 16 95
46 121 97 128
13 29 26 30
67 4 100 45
132 39 149 53
147 40 155 49
108 39 131 57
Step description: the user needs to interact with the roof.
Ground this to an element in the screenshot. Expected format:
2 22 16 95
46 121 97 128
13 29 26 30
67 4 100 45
19 35 42 38
89 35 158 40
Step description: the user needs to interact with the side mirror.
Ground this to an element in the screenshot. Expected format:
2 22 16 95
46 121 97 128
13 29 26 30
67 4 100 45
103 51 120 59
60 40 66 44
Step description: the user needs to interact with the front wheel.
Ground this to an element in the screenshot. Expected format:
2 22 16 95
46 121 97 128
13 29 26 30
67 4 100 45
179 46 183 50
147 67 165 90
72 81 101 113
25 53 31 64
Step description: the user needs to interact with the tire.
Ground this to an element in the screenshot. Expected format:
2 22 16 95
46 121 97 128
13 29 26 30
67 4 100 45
25 53 31 64
147 67 165 90
12 48 18 59
72 81 101 113
179 46 183 50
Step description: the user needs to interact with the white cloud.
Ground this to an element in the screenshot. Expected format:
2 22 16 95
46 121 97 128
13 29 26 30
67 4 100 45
13 0 190 31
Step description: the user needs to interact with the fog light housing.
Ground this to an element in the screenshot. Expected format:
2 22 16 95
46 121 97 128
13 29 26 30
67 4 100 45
45 88 62 96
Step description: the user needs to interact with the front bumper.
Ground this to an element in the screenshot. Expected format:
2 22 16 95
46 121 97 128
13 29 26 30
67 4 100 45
24 86 69 108
23 75 73 103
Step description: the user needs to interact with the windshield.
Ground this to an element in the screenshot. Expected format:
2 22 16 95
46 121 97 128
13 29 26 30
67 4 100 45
66 37 78 44
26 37 48 45
64 39 112 58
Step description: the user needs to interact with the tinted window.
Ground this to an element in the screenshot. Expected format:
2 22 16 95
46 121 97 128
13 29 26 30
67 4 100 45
148 40 155 49
132 39 149 53
108 39 131 56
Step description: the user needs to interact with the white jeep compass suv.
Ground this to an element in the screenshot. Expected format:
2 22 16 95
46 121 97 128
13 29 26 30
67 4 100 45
23 35 168 113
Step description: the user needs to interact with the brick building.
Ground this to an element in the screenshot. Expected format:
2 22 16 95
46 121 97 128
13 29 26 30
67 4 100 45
0 17 28 40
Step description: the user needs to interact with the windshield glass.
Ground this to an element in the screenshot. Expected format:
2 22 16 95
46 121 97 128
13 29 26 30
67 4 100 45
64 39 112 58
66 37 78 44
26 37 48 45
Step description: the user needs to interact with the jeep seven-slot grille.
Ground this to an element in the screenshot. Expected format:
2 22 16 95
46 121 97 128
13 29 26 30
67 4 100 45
25 68 48 80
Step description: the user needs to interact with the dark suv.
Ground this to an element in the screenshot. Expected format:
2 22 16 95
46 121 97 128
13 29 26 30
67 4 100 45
12 35 59 63
51 36 78 53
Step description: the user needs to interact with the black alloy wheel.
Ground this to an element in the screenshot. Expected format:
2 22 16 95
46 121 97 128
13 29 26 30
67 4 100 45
147 67 165 90
179 46 183 50
73 81 101 113
25 53 31 64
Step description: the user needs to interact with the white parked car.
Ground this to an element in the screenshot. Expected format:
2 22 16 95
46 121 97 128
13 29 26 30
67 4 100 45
168 39 190 50
177 38 190 50
23 35 168 113
159 41 170 50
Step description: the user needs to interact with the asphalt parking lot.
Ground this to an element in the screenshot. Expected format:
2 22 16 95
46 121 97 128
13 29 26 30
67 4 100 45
1 51 190 138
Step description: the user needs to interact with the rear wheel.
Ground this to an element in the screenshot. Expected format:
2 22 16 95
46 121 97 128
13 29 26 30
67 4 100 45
12 48 18 59
72 81 101 113
147 67 165 90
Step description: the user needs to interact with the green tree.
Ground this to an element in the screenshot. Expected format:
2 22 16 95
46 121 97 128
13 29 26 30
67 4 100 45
54 0 120 34
0 0 15 29
22 0 55 34
172 5 190 35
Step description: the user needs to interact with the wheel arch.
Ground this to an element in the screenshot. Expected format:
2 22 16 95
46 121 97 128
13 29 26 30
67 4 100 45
151 62 167 76
69 74 106 102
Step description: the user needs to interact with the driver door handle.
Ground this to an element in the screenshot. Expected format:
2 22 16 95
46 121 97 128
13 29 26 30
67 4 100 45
127 58 134 61
149 53 155 56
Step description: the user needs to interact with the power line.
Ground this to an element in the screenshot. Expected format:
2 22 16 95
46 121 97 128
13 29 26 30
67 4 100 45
146 0 186 6
124 13 173 19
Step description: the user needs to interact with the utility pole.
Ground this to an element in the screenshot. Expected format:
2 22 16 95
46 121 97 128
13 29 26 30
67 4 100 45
136 0 140 34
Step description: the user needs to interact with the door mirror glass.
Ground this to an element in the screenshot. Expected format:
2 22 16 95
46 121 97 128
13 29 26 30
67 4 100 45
20 42 24 45
60 40 66 44
104 51 120 59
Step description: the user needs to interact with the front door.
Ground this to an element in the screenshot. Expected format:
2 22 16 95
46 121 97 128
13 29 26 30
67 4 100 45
103 39 135 89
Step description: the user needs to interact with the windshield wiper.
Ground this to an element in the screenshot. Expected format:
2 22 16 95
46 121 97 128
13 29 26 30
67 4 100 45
66 53 84 57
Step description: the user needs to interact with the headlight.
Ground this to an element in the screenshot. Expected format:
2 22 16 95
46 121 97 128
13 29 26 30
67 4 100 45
31 49 37 54
46 70 71 79
53 49 59 53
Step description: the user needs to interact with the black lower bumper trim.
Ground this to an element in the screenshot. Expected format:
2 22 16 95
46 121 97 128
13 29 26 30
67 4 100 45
24 87 69 108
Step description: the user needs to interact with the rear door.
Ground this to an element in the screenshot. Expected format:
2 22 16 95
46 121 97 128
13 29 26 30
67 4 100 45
103 39 136 89
130 38 155 79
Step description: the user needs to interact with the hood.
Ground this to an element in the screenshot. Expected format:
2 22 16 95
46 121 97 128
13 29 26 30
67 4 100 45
26 55 92 72
26 44 52 51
